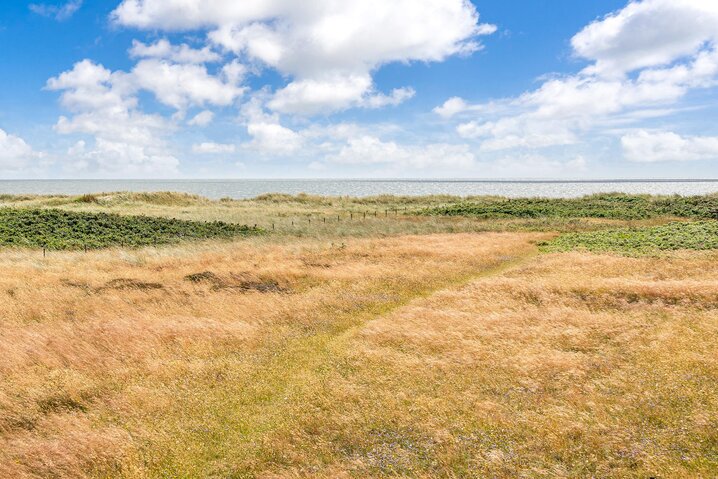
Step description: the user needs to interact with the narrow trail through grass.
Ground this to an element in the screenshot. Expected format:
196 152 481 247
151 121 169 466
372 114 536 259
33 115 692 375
126 238 544 478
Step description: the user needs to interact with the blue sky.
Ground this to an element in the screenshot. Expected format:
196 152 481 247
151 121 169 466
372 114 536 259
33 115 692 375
0 0 717 179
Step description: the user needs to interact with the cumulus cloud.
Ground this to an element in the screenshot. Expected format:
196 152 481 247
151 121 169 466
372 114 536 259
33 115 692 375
362 87 416 109
241 99 304 155
46 34 252 174
129 39 221 64
30 0 82 21
267 74 373 115
572 0 718 77
192 142 236 154
622 130 718 162
47 60 179 175
0 129 44 169
112 0 495 115
131 59 244 110
437 0 718 154
328 136 475 169
187 110 214 126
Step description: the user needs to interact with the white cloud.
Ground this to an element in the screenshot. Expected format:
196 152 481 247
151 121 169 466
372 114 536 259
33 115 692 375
131 59 244 110
362 87 416 109
434 97 470 119
45 33 257 174
267 75 415 115
241 99 303 155
112 0 495 115
46 59 137 113
129 39 221 63
267 74 372 115
0 129 44 169
572 0 718 77
328 136 475 169
187 110 214 126
438 1 718 153
65 138 179 175
192 142 236 154
47 60 179 175
622 130 718 162
29 0 82 21
457 117 577 151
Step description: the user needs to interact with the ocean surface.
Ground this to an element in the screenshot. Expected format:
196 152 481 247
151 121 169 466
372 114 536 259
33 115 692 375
0 179 717 199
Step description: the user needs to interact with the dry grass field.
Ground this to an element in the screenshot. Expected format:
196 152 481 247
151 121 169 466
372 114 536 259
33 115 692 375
0 193 716 478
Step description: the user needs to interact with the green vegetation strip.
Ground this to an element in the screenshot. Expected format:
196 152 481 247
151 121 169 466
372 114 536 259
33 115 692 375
420 194 718 220
541 220 718 254
0 208 260 250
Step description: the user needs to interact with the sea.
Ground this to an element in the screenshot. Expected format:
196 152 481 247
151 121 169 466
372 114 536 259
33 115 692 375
0 179 717 199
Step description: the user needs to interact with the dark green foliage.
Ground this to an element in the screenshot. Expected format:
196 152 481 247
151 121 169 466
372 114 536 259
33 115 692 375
0 208 261 250
541 221 718 254
420 194 718 220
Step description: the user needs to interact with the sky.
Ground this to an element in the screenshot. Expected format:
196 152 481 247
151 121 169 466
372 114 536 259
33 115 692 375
0 0 717 179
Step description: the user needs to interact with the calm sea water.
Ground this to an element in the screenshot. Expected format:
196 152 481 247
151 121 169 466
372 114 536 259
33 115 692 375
0 179 717 199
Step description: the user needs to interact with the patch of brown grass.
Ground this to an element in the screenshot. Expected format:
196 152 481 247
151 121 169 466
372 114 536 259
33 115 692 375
277 251 718 477
0 232 542 478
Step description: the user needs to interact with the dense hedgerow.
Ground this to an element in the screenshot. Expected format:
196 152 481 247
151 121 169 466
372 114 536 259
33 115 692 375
541 220 718 254
420 194 718 220
0 208 261 250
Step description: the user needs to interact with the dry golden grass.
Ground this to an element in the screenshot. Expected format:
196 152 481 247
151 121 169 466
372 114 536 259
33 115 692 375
0 232 544 478
0 195 716 477
294 251 717 478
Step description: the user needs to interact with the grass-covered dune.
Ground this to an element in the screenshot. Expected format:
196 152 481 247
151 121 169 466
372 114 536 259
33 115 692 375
0 208 260 250
420 193 718 220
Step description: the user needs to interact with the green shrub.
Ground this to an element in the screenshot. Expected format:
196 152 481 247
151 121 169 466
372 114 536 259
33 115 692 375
419 193 718 220
541 221 718 254
0 208 261 250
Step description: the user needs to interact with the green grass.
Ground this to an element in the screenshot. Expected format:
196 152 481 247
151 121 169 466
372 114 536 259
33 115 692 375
0 208 261 250
541 220 718 254
420 193 718 220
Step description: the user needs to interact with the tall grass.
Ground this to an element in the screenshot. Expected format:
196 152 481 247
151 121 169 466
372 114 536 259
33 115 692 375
0 232 543 478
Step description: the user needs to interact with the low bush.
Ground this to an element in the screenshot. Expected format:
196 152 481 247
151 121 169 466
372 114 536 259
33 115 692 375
541 220 718 254
420 193 718 220
0 208 260 250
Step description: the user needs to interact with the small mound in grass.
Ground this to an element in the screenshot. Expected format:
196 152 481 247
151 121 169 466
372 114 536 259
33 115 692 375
0 208 261 250
541 220 718 255
184 270 289 293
